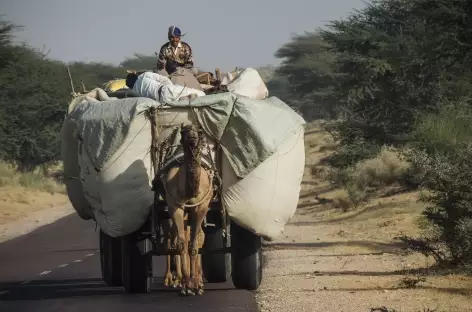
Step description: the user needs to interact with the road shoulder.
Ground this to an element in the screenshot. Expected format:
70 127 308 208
0 186 73 243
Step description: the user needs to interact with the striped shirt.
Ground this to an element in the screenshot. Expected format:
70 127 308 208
156 41 194 74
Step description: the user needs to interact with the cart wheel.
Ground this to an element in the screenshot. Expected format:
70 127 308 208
202 227 231 283
121 226 153 293
99 230 123 286
230 221 263 290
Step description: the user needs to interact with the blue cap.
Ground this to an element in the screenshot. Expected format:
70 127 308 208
168 26 182 38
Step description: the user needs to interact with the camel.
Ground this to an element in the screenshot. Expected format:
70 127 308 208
159 124 214 296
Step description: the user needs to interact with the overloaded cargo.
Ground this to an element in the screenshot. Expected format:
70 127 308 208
61 68 306 240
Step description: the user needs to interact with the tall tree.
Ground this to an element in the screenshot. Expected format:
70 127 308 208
318 0 472 145
0 44 70 169
272 32 340 119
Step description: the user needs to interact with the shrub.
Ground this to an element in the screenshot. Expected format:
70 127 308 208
330 145 411 207
406 102 472 265
0 160 65 194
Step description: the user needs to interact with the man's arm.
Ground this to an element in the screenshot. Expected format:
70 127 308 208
156 45 167 71
182 43 194 69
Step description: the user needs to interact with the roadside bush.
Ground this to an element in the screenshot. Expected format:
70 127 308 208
352 146 410 188
406 103 472 265
325 140 382 170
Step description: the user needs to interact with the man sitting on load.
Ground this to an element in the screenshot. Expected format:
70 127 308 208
156 26 195 75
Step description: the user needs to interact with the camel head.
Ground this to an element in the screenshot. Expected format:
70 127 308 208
180 124 203 150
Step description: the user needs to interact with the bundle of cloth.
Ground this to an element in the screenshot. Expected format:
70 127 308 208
126 66 269 104
126 71 206 103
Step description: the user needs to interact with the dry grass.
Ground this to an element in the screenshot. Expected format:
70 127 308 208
352 146 410 188
327 145 412 209
0 187 69 225
0 161 65 194
0 161 69 238
304 123 412 211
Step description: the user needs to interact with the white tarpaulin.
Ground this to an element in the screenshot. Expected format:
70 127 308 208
62 70 305 239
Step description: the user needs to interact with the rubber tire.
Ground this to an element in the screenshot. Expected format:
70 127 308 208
121 230 152 293
230 221 263 290
202 227 231 283
99 230 123 286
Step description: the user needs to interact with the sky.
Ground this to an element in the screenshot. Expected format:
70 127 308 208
1 0 365 72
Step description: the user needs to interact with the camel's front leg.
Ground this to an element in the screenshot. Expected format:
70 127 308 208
196 230 205 290
164 255 173 287
161 219 173 287
173 254 182 288
170 206 191 295
185 224 191 281
172 223 183 288
189 205 209 295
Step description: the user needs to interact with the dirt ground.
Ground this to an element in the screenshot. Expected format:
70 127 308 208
255 123 472 312
0 186 72 243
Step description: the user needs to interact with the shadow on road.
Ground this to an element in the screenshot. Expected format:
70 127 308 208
0 278 235 301
49 248 99 253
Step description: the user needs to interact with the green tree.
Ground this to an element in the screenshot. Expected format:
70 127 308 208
67 61 125 92
0 43 70 170
273 0 472 265
318 0 472 146
272 32 340 119
0 19 22 70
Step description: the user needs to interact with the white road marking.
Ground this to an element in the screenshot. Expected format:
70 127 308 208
20 280 31 285
0 290 9 296
86 253 94 257
39 271 51 275
73 259 82 263
58 264 68 268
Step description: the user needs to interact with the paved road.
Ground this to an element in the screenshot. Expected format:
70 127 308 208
0 214 257 312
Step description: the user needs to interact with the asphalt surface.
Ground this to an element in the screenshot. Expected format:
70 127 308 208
0 213 258 312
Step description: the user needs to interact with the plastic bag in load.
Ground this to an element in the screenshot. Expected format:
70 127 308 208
61 118 94 220
169 67 203 91
78 111 155 238
226 68 269 100
221 126 305 241
220 70 242 85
